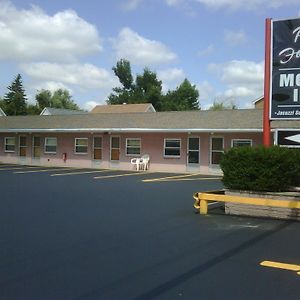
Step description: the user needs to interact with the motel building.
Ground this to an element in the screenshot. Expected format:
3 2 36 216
0 103 300 174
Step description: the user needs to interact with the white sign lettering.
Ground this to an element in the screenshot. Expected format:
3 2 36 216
293 26 300 43
279 73 300 87
279 48 300 64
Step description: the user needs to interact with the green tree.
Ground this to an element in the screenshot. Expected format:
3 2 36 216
107 60 163 110
107 59 135 105
3 74 27 115
35 89 52 110
161 79 199 111
34 88 80 113
135 68 163 110
209 97 237 111
27 104 40 115
51 89 79 110
112 59 134 90
0 97 7 114
107 59 200 111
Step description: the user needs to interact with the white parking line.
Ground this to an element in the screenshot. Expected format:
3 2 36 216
94 172 152 179
51 169 112 176
14 168 74 174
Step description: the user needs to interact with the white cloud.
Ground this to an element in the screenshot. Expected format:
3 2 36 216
0 0 102 62
33 81 72 93
158 68 185 92
121 0 143 11
196 0 299 11
208 60 264 107
224 30 247 46
21 63 117 90
83 101 101 111
113 27 177 65
121 0 184 10
158 68 185 83
165 0 184 6
196 81 216 109
198 44 215 57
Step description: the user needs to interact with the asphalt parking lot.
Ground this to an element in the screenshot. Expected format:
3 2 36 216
0 164 300 300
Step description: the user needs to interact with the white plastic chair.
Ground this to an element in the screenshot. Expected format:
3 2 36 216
139 154 150 171
130 157 141 170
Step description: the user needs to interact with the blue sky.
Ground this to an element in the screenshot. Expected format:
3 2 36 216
0 0 299 110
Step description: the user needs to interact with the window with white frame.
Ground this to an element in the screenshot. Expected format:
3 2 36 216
45 137 57 153
211 137 224 165
4 137 15 152
126 138 141 156
93 137 102 160
164 139 181 157
232 139 252 148
75 138 88 154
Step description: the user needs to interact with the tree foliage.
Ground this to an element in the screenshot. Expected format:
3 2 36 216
0 97 5 114
3 74 27 115
209 97 237 111
107 59 200 111
112 59 133 90
161 79 199 111
35 89 52 109
0 75 81 115
34 89 80 113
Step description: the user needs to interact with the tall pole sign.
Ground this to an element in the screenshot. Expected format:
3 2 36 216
270 17 300 119
263 18 272 146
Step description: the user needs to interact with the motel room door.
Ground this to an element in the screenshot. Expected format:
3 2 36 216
19 136 27 157
187 137 200 169
32 136 41 159
110 136 120 161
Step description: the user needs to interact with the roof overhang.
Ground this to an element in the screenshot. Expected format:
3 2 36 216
0 128 263 133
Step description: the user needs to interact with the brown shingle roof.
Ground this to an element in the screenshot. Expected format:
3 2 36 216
90 103 155 113
0 109 299 133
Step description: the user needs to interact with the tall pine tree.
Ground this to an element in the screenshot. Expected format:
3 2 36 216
4 74 27 115
161 79 199 111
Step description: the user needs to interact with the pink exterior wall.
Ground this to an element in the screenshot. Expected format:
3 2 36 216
0 131 263 174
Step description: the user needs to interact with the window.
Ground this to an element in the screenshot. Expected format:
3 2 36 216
211 137 224 165
93 137 102 160
232 139 252 148
75 138 88 154
4 137 15 152
164 139 181 157
126 138 141 156
45 137 57 153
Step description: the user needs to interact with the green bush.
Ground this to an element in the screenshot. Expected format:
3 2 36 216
220 146 300 192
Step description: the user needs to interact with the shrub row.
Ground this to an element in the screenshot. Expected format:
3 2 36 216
220 146 300 192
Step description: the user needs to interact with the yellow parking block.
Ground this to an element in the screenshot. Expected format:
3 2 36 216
51 169 112 177
260 261 300 274
14 168 74 174
94 172 151 179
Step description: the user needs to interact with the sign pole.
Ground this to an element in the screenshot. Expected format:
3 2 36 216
263 18 272 147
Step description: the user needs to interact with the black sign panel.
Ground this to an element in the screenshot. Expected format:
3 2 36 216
276 130 300 147
270 18 300 119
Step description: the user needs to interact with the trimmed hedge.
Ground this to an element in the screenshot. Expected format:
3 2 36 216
220 146 300 192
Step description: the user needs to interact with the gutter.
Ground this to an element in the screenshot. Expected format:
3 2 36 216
0 128 264 133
